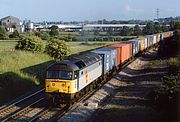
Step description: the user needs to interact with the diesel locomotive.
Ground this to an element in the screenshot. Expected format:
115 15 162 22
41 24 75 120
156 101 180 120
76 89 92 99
45 52 103 103
45 31 173 104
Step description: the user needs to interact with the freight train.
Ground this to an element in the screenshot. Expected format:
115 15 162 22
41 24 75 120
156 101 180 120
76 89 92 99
45 31 173 104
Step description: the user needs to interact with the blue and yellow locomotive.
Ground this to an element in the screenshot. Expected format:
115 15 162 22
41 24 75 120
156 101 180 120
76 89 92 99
45 52 102 103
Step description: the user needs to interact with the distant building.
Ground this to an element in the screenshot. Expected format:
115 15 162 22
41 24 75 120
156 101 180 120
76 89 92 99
0 16 21 32
23 20 34 32
83 24 146 31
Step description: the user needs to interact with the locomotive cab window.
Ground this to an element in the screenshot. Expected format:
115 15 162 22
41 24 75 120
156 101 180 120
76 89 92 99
47 70 73 80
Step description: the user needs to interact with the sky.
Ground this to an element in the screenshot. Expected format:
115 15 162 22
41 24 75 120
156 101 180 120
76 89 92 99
0 0 179 22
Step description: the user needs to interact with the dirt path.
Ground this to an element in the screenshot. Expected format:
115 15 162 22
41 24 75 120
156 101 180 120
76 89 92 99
90 48 168 122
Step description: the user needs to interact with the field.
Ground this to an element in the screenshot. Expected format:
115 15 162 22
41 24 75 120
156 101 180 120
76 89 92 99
58 31 137 41
0 40 18 52
0 40 119 105
68 41 119 54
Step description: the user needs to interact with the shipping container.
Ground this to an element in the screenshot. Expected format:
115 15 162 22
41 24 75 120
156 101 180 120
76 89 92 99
97 47 117 68
138 39 145 51
153 35 156 44
108 43 132 65
92 49 111 74
156 34 160 43
160 33 164 41
144 37 148 49
108 46 121 66
146 36 150 48
150 35 154 46
125 40 140 56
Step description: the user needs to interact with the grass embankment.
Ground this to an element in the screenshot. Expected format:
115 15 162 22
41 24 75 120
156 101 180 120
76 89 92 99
0 51 52 104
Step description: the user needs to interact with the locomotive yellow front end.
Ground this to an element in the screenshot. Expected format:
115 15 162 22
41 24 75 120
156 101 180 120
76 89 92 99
45 72 77 94
45 62 79 104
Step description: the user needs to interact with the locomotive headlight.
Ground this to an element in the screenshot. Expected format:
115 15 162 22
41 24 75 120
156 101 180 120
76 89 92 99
52 83 55 86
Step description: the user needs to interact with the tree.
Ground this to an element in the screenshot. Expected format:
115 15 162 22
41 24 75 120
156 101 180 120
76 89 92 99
174 20 180 30
121 26 131 36
45 39 70 60
143 22 155 35
0 26 7 39
161 24 169 32
41 32 50 40
9 30 19 38
15 35 44 52
154 22 161 33
172 30 180 54
35 32 50 40
94 30 100 36
72 37 78 41
159 30 180 57
170 20 180 30
107 28 114 36
49 25 59 36
133 25 142 36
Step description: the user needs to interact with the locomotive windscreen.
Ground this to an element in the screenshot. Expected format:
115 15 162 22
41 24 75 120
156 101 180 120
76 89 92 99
47 70 73 80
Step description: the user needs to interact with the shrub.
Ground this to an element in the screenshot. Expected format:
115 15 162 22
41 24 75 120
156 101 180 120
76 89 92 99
168 57 180 75
0 26 7 39
49 25 59 36
35 32 50 40
45 39 70 60
15 35 44 52
9 30 19 38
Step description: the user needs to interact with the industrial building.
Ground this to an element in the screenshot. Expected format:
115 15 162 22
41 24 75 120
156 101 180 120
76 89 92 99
0 16 35 32
83 24 146 31
36 24 146 32
0 16 21 32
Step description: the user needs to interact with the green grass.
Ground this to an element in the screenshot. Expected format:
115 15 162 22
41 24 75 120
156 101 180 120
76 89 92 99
68 41 119 54
59 32 80 36
0 51 53 104
0 40 18 52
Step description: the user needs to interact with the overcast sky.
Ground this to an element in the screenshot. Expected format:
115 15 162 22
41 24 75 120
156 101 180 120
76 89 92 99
0 0 179 22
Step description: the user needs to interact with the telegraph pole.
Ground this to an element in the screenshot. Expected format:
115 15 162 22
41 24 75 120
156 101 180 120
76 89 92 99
157 8 159 20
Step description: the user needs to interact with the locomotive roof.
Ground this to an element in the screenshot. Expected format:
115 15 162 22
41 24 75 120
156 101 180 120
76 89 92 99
47 52 101 71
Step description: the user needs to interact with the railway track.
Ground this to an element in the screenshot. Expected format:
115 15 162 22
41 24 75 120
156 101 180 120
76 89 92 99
0 88 45 122
28 105 67 122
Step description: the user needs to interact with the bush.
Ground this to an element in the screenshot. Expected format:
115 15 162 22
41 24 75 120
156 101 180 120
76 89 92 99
35 32 50 40
168 57 180 75
45 39 70 60
158 30 180 57
9 30 19 38
0 26 8 39
49 25 59 36
15 35 45 52
159 74 180 95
